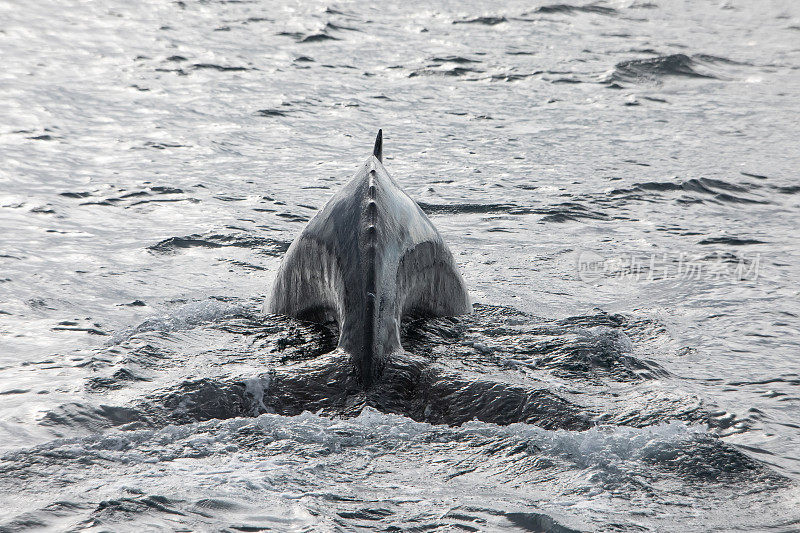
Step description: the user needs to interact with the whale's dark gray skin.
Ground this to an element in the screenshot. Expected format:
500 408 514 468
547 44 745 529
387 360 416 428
266 131 471 386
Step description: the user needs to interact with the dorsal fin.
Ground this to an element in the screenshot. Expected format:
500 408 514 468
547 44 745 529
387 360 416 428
372 129 383 162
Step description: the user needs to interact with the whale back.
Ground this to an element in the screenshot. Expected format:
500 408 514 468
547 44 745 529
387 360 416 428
267 132 471 385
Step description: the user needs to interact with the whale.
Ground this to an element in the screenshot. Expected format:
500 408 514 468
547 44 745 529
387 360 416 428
266 131 471 386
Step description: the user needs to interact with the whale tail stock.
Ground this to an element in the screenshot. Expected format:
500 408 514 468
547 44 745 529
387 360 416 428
267 130 471 386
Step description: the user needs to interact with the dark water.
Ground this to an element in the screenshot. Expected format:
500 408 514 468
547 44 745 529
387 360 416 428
1 0 799 531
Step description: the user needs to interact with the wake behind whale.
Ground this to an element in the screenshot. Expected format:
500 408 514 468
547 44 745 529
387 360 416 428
33 133 749 433
266 130 471 386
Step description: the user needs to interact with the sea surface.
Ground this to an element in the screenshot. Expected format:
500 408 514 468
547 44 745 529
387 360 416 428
1 0 799 531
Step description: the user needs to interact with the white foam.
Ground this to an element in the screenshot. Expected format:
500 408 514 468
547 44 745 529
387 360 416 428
110 299 245 344
23 408 705 466
243 375 271 414
578 325 634 353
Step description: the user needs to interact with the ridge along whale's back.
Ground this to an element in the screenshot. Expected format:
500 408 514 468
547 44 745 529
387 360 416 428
266 131 471 386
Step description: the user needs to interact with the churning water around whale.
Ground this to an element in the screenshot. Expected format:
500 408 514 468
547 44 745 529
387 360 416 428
1 0 799 531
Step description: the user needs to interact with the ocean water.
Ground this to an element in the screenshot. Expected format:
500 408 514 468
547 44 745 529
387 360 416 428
1 0 799 531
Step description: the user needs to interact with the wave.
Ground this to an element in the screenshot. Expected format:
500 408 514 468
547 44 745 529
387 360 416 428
534 4 617 15
408 66 484 78
606 53 718 84
452 16 508 25
148 233 289 255
417 201 608 222
609 177 771 205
